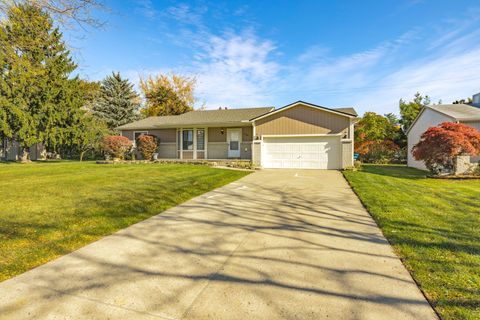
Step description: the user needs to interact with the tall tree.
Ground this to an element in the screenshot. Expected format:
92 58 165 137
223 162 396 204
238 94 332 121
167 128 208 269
78 79 101 112
354 112 403 163
452 97 473 104
399 92 430 133
384 112 406 147
92 72 140 130
140 73 196 117
71 113 108 160
355 112 391 143
0 3 82 161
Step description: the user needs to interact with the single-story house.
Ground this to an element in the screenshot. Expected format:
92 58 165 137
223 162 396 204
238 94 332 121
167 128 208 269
407 93 480 170
117 101 358 169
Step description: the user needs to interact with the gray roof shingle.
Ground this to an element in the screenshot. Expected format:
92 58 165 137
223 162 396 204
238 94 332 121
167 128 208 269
117 107 274 130
428 104 480 121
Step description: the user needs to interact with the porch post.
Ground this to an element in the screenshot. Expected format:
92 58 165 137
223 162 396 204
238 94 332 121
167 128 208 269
205 128 208 159
193 128 197 160
179 128 183 159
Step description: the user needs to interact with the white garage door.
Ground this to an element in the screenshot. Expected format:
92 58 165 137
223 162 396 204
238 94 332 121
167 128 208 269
262 136 342 169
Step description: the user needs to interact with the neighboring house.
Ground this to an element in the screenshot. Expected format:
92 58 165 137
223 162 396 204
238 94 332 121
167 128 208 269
407 93 480 170
117 101 358 169
0 138 43 161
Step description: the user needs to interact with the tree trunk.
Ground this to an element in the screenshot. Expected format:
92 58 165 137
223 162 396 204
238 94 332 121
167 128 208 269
20 147 30 163
79 150 86 161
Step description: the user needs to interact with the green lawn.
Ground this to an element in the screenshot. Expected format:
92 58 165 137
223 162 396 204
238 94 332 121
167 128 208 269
343 165 480 320
0 161 249 282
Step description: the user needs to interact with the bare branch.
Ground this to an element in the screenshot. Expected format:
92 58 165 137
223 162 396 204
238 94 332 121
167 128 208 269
0 0 108 29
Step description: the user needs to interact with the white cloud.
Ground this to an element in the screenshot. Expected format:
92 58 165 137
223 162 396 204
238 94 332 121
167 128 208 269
193 32 279 108
128 3 480 115
135 0 157 19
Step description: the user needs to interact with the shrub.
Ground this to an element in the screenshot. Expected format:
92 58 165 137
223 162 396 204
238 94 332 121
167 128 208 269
136 134 158 160
474 162 480 176
354 160 362 170
412 122 480 174
355 140 400 164
101 135 132 160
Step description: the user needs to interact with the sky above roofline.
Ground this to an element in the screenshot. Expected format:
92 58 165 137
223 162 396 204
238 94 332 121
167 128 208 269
67 0 480 116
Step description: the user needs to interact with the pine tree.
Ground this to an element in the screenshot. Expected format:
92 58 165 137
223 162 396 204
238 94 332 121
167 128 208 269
93 72 141 130
0 4 82 160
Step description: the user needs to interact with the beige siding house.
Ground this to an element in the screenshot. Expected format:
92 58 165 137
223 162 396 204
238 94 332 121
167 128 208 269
117 101 358 170
407 97 480 170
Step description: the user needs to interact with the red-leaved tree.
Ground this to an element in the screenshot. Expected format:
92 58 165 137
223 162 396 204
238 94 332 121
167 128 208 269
101 136 132 160
136 134 158 160
412 122 480 174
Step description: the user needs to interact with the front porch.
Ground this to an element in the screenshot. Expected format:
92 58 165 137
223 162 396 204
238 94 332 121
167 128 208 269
175 127 251 160
125 127 254 161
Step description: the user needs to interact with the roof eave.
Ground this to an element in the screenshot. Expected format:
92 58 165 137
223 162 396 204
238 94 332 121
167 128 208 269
250 101 357 121
118 121 254 131
458 117 480 122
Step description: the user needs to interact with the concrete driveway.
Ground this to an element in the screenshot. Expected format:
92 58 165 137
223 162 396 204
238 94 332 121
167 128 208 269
0 170 437 320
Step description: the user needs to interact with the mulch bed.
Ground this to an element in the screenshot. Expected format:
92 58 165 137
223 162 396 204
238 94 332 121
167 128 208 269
428 175 480 180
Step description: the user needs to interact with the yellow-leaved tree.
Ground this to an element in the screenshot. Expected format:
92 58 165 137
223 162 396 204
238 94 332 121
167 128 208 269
139 73 196 117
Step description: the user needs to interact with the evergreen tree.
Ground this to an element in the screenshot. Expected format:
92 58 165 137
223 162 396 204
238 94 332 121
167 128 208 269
93 72 140 130
0 4 81 160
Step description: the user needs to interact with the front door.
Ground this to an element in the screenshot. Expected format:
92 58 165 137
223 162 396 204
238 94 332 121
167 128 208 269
227 128 241 158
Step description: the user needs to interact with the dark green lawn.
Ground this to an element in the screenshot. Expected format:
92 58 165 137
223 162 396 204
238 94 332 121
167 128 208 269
0 161 249 282
343 165 480 320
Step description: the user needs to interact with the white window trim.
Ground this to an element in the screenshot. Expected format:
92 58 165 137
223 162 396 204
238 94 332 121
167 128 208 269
226 128 242 158
133 131 149 146
177 128 207 160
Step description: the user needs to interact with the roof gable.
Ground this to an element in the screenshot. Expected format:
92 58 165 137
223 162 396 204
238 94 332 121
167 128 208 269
250 101 357 121
428 104 480 121
406 104 480 134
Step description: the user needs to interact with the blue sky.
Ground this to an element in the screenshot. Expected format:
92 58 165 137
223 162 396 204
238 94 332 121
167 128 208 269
67 0 480 115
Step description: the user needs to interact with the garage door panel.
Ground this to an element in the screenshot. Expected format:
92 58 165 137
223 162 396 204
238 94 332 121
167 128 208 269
262 136 341 169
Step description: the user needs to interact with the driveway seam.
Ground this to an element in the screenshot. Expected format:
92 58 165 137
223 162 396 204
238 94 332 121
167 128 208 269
10 281 178 320
179 229 255 319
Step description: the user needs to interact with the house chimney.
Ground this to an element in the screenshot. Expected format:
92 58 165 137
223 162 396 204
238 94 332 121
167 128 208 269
473 92 480 107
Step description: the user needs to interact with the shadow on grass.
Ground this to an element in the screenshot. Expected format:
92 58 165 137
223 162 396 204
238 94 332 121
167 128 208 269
0 170 437 319
359 164 429 180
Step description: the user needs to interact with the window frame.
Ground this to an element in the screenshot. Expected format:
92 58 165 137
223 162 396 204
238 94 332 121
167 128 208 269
133 131 149 146
196 129 205 151
182 129 194 151
177 128 207 159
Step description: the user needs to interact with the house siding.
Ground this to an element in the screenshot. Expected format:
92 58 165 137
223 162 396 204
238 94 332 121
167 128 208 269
242 126 253 142
463 121 480 163
252 141 261 166
207 142 228 159
255 104 350 137
240 142 252 159
208 127 226 142
207 126 253 142
342 141 353 168
122 129 177 159
121 129 177 143
407 109 455 170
